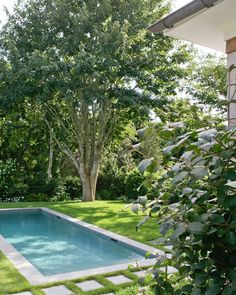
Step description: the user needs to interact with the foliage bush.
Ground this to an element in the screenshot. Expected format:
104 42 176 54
133 123 236 294
124 169 147 200
0 159 28 201
23 193 51 202
96 171 126 200
64 176 82 199
26 172 58 197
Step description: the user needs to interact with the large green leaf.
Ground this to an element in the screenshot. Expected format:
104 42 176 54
171 222 186 239
206 287 221 295
191 287 202 295
191 167 208 178
138 158 154 173
188 222 205 234
163 145 176 155
226 181 236 189
173 171 188 183
198 129 217 141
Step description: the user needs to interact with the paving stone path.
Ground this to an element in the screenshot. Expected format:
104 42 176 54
133 270 146 277
42 285 72 295
10 266 177 295
76 279 104 291
106 274 132 285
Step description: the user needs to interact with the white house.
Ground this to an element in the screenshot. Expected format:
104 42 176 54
148 0 236 126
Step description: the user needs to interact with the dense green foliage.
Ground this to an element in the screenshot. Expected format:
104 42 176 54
0 0 191 201
0 159 28 201
187 55 227 112
133 120 236 294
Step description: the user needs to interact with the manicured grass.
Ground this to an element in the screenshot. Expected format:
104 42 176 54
0 252 31 294
0 200 160 294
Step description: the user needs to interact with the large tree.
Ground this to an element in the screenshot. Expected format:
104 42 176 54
0 0 190 201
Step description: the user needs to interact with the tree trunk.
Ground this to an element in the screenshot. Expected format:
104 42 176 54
47 129 54 180
79 162 99 202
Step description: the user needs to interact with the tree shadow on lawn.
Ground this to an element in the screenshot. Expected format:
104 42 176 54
49 203 160 244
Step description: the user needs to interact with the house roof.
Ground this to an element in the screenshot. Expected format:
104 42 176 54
148 0 236 53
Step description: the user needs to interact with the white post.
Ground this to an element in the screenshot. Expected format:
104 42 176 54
226 37 236 126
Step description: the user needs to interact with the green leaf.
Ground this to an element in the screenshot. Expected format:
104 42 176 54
226 181 236 189
229 64 236 72
181 151 193 161
138 158 154 173
175 135 190 147
210 214 225 224
173 171 188 183
230 220 236 230
206 287 221 295
131 203 139 214
188 222 205 234
171 223 186 239
159 129 173 139
198 129 217 141
136 216 149 230
191 167 208 178
222 286 234 295
138 195 147 206
225 232 236 245
169 121 185 128
182 187 193 194
172 163 181 173
163 145 176 155
191 287 202 295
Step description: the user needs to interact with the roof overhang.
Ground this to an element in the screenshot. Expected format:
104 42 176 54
148 0 236 53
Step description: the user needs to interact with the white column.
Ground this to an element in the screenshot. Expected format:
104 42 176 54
226 37 236 126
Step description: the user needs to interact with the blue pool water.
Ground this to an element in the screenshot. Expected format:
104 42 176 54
0 209 146 276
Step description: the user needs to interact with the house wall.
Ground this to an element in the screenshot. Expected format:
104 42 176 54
226 37 236 126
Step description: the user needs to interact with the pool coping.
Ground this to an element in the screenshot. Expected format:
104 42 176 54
0 207 161 285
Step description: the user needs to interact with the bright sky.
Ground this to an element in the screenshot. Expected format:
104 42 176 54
0 0 218 54
0 0 192 23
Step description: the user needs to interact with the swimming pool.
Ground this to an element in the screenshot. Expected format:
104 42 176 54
0 208 159 284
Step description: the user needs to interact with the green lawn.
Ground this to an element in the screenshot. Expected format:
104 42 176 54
0 200 160 294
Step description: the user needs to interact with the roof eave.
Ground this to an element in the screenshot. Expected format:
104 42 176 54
148 0 221 33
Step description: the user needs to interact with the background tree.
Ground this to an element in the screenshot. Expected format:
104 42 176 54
186 54 227 112
0 0 191 201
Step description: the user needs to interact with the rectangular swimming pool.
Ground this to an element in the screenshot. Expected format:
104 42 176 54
0 208 158 284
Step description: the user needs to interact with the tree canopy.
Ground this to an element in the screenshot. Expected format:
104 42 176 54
0 0 190 201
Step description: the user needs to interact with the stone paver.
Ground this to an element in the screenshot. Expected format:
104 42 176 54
9 292 32 295
133 270 146 278
106 274 132 285
160 266 178 274
42 285 72 295
76 280 104 291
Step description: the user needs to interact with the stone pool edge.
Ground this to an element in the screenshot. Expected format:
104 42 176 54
0 207 161 285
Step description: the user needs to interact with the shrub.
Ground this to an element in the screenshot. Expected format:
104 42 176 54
134 123 236 294
64 176 82 199
124 169 147 200
23 193 51 202
96 171 126 200
0 159 28 201
27 172 58 197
